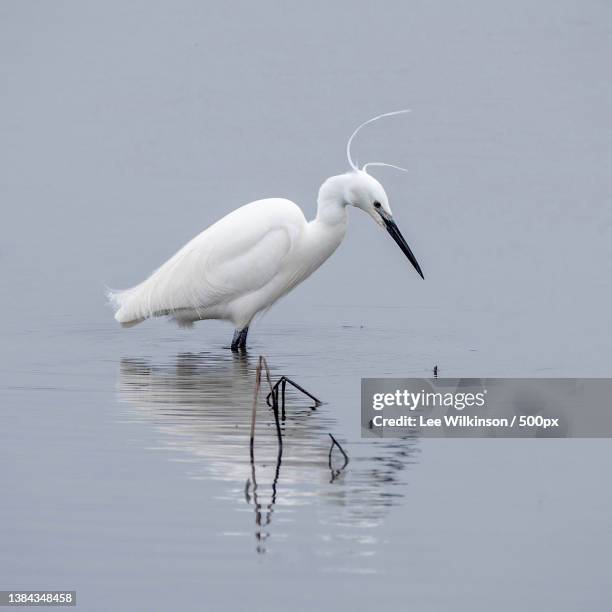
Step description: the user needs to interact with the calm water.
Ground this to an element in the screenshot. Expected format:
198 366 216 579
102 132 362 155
2 0 611 610
1 317 611 610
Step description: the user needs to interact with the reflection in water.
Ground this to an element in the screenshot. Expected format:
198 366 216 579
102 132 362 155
245 446 282 554
328 434 350 483
117 351 419 561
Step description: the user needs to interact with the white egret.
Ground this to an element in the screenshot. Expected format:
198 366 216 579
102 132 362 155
108 110 424 351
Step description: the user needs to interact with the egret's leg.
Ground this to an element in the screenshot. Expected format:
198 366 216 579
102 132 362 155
238 326 249 350
231 327 249 352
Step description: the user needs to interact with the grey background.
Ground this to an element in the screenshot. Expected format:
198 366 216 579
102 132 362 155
1 1 611 611
1 0 610 369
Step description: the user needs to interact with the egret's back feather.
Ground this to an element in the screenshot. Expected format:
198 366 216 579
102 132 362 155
108 198 305 328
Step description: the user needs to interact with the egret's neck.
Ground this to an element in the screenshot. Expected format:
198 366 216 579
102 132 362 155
314 174 349 226
315 197 347 226
295 174 349 274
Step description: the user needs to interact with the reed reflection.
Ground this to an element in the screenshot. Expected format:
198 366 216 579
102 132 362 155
117 350 418 557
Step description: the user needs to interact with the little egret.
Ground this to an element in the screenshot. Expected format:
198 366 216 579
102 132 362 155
108 111 424 351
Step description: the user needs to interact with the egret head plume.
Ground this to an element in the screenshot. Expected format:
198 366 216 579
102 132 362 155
338 112 424 279
346 109 411 173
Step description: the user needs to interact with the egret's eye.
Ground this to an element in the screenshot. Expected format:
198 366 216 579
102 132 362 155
373 201 381 209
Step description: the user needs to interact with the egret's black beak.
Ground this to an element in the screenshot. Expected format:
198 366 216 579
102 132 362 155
378 210 424 279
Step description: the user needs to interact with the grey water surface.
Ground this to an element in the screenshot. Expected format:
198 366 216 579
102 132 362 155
1 1 611 611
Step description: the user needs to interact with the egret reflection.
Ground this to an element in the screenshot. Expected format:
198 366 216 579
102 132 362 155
117 351 418 555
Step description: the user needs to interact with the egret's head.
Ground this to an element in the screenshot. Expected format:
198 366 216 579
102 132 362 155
343 170 391 227
338 169 423 279
331 109 425 280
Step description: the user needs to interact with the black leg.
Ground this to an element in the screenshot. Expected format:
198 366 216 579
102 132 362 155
239 326 249 350
231 327 249 352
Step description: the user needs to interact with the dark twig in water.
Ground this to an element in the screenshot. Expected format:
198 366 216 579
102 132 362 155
261 356 282 448
246 443 283 554
250 356 282 458
280 377 287 421
328 433 349 482
247 354 284 554
249 357 262 461
266 376 322 419
247 357 347 550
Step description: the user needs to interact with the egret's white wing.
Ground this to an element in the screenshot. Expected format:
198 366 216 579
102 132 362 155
109 199 304 326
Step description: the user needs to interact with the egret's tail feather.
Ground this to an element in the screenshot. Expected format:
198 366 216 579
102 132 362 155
106 228 219 328
107 286 149 328
119 316 146 328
